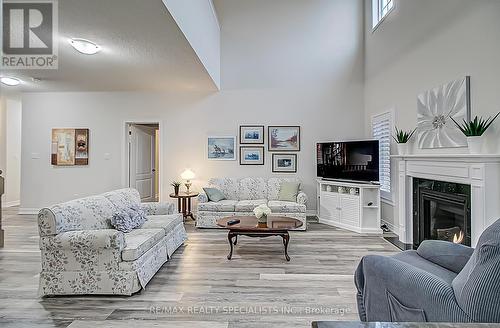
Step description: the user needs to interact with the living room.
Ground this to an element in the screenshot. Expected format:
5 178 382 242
1 0 499 327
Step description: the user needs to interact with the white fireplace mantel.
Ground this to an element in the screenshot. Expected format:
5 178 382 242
392 154 500 247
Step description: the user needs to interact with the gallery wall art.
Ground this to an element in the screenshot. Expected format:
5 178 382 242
417 76 471 149
240 125 264 144
269 126 300 151
207 136 236 160
240 146 264 165
51 128 89 166
272 153 297 173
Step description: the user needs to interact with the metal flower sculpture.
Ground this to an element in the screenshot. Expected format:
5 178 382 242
417 77 471 149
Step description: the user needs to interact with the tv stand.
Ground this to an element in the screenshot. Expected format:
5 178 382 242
316 179 381 234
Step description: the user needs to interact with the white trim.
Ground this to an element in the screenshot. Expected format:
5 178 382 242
208 0 220 30
319 217 383 234
381 197 394 207
2 200 20 208
18 208 40 215
372 0 395 32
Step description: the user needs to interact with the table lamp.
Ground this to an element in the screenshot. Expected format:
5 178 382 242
181 169 195 194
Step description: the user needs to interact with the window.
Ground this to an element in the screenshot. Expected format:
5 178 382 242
372 112 392 196
372 0 394 29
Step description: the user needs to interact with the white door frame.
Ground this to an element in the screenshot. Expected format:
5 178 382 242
122 120 162 202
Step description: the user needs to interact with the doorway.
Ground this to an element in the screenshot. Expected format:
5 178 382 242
127 123 160 202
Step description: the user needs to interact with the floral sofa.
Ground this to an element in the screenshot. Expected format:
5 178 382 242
37 188 187 297
196 178 308 230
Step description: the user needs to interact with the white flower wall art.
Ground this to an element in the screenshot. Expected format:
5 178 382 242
417 77 471 149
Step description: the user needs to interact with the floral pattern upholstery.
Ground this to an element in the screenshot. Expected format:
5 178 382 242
142 202 175 215
196 177 307 230
38 189 187 297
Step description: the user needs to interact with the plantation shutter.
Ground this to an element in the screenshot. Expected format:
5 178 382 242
372 112 392 194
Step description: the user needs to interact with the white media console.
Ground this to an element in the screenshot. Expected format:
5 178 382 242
316 179 382 234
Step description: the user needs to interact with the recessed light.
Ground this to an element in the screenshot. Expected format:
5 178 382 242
69 38 101 55
0 76 21 86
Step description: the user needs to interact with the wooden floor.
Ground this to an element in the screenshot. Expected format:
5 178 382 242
0 207 399 328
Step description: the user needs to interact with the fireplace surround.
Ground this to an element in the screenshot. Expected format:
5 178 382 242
413 178 471 248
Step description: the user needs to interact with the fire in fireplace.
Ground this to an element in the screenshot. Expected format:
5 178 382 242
413 178 471 248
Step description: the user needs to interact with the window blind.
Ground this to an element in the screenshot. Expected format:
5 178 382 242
372 112 392 193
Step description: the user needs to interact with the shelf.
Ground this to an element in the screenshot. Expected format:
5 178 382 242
363 205 379 209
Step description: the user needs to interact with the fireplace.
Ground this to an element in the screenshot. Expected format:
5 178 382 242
413 178 471 249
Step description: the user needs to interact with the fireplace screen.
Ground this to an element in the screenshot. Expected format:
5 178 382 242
413 178 471 248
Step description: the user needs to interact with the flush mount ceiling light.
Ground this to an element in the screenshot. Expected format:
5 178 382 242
69 38 101 55
0 76 21 86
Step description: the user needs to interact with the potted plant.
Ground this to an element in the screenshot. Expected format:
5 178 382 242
171 181 181 195
393 127 416 155
452 112 500 154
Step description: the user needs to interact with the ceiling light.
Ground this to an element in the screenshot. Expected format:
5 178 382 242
0 76 21 86
69 38 101 55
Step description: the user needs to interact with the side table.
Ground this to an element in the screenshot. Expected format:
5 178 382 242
169 192 199 221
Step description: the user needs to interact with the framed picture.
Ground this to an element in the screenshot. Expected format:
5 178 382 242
240 146 265 165
268 126 300 151
272 154 297 173
240 125 264 144
51 128 89 166
207 136 236 160
417 76 471 149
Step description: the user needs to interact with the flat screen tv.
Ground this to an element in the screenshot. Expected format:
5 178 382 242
317 140 379 183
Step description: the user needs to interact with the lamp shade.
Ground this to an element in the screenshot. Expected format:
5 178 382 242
181 169 195 180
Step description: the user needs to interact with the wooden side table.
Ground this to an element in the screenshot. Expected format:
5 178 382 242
169 192 199 221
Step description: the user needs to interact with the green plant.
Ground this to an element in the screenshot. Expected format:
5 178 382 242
451 112 500 137
171 181 181 187
393 127 416 144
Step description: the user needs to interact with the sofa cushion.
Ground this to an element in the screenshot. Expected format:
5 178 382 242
198 200 237 212
267 200 306 213
392 250 457 284
122 228 165 261
208 178 239 200
140 214 183 233
203 187 226 202
235 199 267 212
102 188 142 212
239 178 268 200
267 178 301 201
278 182 300 202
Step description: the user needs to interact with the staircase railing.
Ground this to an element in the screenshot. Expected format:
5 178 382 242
0 170 4 248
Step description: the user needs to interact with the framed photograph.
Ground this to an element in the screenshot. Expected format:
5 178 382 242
268 126 300 151
51 128 89 166
240 125 264 144
272 154 297 173
207 136 236 160
240 146 264 165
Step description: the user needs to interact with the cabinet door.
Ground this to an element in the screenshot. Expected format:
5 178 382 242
320 192 340 223
340 194 360 226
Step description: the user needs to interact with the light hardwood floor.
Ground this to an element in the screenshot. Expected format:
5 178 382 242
0 207 399 328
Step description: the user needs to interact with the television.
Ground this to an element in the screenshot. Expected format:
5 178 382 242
317 140 379 183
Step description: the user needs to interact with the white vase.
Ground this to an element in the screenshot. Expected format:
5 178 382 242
397 143 408 156
467 136 483 154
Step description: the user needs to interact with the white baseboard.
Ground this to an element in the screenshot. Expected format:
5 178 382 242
2 200 20 208
381 219 398 234
319 217 383 235
18 208 40 215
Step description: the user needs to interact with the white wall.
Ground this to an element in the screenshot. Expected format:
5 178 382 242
20 0 365 212
364 0 500 231
163 0 221 89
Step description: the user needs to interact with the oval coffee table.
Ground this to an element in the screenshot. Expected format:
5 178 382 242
217 216 303 261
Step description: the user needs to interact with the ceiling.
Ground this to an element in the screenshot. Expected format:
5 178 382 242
0 0 218 93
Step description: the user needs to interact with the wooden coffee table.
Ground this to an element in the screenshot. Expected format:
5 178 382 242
217 216 303 261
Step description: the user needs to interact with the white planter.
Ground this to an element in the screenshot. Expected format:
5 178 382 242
467 136 483 154
397 143 409 156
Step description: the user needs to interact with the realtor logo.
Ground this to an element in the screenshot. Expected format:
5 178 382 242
2 0 58 69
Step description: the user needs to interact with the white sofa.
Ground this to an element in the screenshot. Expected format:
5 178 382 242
37 188 187 297
196 177 308 230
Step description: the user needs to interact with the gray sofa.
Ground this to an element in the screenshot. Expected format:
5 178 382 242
355 219 500 323
37 188 187 296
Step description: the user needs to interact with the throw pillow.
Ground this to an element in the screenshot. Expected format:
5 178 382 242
278 182 300 202
111 205 147 233
203 187 226 202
